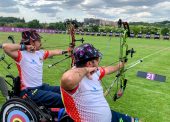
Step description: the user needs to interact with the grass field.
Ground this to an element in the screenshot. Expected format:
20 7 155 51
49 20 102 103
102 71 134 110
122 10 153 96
0 32 170 122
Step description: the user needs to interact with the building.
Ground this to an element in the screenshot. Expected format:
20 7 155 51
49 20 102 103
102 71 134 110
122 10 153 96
84 18 116 26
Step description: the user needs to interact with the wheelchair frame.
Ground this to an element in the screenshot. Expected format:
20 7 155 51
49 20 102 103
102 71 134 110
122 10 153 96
0 75 73 122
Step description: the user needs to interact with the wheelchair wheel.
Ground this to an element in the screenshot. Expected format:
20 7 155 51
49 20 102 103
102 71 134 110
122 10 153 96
1 98 39 122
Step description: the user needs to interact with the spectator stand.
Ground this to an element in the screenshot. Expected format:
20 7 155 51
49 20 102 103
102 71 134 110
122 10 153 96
130 32 135 38
80 31 85 35
109 32 113 37
76 31 80 35
115 32 121 37
163 33 169 40
137 32 143 38
145 32 151 39
91 32 95 36
85 32 90 36
96 32 101 36
154 32 160 39
101 32 107 36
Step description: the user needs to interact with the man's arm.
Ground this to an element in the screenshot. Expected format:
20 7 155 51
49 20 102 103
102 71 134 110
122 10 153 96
104 62 125 75
47 46 73 58
2 43 20 60
47 49 65 58
2 43 35 60
61 67 97 91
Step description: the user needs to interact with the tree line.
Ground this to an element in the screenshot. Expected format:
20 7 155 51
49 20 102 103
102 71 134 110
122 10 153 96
0 16 169 35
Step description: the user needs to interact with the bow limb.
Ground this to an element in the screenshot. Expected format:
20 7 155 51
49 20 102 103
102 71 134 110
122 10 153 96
68 23 76 67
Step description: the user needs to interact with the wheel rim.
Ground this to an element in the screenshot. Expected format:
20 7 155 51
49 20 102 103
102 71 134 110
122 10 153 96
2 102 37 122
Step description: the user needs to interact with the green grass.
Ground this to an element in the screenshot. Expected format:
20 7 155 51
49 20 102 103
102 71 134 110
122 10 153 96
1 32 170 122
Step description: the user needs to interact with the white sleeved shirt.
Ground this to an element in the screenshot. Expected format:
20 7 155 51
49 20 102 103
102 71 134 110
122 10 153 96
15 50 49 90
61 68 112 122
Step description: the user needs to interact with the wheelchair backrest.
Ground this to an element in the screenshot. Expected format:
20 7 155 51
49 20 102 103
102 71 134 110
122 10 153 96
0 75 21 99
0 77 9 99
12 76 21 96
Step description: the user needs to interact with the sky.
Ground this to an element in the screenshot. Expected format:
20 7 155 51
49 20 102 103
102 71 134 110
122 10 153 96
0 0 170 23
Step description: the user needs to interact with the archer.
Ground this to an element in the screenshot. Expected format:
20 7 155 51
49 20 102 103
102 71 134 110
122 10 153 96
60 43 140 122
2 30 70 108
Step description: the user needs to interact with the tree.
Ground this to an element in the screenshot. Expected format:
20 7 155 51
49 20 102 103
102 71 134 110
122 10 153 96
91 25 99 32
130 26 140 35
27 19 42 28
14 22 27 28
150 27 159 34
47 23 56 29
161 28 169 35
55 22 65 30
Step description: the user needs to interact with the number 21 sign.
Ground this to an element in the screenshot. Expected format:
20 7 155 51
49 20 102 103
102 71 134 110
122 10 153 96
137 71 166 82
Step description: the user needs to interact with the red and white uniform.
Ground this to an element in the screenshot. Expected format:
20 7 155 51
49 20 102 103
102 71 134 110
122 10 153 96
15 50 49 90
61 68 112 122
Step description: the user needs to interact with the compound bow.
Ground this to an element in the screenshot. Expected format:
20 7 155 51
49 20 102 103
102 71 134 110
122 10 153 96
104 19 135 101
48 20 84 68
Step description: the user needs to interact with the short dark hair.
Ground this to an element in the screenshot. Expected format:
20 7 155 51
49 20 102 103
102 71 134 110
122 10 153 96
20 30 41 45
75 57 98 67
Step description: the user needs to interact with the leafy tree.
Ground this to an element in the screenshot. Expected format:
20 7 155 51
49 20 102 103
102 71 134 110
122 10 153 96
0 22 5 26
99 28 105 32
91 25 99 32
161 28 169 35
0 17 25 23
55 22 65 30
15 23 27 28
27 19 42 28
83 27 88 32
47 23 56 29
130 26 140 35
104 26 112 33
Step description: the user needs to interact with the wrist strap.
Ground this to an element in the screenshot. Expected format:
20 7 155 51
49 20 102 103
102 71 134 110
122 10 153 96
20 44 27 51
61 51 68 55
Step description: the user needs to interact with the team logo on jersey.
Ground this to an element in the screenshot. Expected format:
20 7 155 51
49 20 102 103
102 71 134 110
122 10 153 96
91 87 98 92
30 59 37 64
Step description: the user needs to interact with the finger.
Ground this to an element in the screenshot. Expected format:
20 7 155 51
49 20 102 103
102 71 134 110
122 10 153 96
92 67 97 72
87 73 92 80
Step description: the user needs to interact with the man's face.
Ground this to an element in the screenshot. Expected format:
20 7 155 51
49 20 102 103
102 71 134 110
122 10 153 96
33 39 42 50
93 58 100 67
87 58 100 68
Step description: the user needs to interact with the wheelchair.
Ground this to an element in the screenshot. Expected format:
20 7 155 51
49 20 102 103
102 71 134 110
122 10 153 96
0 75 73 122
